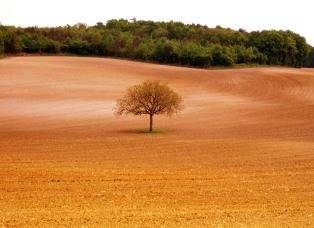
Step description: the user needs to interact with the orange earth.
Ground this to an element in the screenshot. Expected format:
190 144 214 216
0 56 314 227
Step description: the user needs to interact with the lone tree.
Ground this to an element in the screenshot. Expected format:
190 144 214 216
115 80 183 132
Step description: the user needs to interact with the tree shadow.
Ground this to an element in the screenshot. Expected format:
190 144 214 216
117 128 165 134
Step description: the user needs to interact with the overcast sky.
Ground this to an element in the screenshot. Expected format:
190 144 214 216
1 0 313 45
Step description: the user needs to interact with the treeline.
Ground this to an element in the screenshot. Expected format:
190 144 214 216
0 19 313 67
305 48 314 67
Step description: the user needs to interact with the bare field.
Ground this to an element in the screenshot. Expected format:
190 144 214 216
0 56 314 227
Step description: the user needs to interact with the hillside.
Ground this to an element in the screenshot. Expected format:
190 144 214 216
0 56 314 226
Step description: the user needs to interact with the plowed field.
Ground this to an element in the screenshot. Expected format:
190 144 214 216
1 56 313 227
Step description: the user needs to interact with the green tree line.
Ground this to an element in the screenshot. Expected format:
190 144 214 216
0 19 313 67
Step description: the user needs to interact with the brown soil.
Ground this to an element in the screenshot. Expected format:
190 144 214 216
1 56 314 227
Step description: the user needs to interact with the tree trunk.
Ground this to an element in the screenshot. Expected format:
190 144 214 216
149 114 153 132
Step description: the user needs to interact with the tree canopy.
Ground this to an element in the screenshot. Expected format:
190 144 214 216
115 81 183 132
0 19 313 67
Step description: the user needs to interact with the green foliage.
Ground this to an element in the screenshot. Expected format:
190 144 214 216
21 33 61 53
179 42 212 67
1 26 22 53
65 38 91 55
234 46 266 64
0 30 4 55
305 47 314 67
134 39 154 60
0 19 312 67
249 30 310 67
152 39 180 63
211 45 234 66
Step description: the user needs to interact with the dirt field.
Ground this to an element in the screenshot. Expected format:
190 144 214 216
1 56 314 227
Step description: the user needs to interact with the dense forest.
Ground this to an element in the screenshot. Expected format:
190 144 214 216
0 19 313 68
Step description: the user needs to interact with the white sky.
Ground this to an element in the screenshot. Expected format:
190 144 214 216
1 0 313 45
